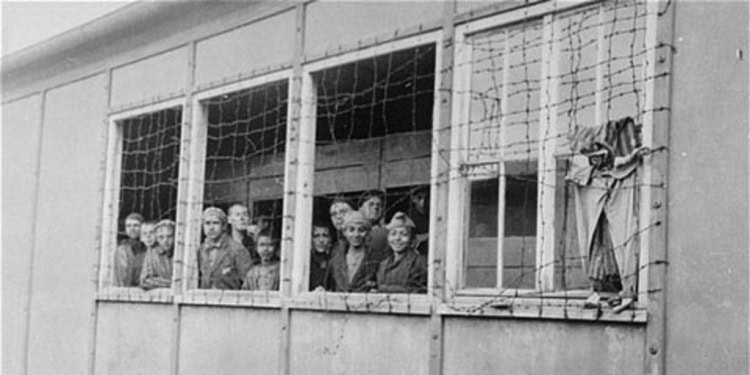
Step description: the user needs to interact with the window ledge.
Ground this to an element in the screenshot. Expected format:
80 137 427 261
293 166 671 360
176 290 281 308
438 296 647 323
96 287 173 304
289 292 431 315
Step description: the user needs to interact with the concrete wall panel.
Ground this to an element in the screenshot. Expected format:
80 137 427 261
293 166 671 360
195 10 295 86
289 311 430 375
667 2 749 374
26 74 108 375
2 94 42 375
111 47 187 108
94 302 173 375
304 1 443 58
443 318 645 375
177 306 280 375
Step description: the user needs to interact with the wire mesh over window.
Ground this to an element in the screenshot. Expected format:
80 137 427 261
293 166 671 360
309 43 435 293
194 79 288 291
112 107 181 288
458 0 649 297
118 107 182 233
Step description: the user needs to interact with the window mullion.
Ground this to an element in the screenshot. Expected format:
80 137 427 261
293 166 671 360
495 30 510 290
182 101 208 291
536 14 558 292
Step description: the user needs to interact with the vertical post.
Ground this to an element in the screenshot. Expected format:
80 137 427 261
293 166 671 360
279 4 307 375
427 1 455 374
642 1 674 374
536 13 558 292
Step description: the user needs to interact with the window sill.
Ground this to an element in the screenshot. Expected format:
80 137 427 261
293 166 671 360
176 289 281 308
289 292 431 315
439 295 647 323
96 287 173 304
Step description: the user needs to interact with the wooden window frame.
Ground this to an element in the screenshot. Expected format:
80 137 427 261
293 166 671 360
288 31 443 315
444 0 658 321
175 69 294 307
98 97 187 303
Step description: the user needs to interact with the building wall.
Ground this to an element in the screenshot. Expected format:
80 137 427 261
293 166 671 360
2 1 748 375
2 94 42 375
25 74 108 375
667 2 749 374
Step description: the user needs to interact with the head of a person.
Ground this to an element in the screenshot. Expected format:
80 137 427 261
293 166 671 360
358 190 385 223
342 211 372 249
124 212 144 240
228 203 250 232
140 221 157 248
255 231 276 263
202 207 227 241
386 212 416 254
155 219 176 253
312 222 332 254
410 187 428 214
329 198 354 232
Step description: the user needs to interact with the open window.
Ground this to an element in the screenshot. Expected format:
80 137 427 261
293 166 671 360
100 102 183 299
293 33 440 306
448 0 650 313
185 73 290 298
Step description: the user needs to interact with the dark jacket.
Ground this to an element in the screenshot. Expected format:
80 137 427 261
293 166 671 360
376 250 427 293
327 245 380 293
198 234 252 290
309 249 331 291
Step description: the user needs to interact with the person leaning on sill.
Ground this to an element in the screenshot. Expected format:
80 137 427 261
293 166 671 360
373 212 427 294
325 211 381 293
197 207 253 290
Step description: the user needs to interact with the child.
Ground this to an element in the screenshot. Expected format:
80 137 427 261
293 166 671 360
198 207 252 290
309 221 333 291
113 212 146 287
327 211 381 292
140 220 174 290
375 212 427 293
242 231 280 291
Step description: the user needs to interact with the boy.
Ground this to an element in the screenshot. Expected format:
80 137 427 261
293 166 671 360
328 197 354 256
309 221 333 291
197 207 252 290
113 212 147 287
242 231 280 291
375 212 427 293
326 211 381 292
140 220 175 290
358 190 389 258
227 203 260 264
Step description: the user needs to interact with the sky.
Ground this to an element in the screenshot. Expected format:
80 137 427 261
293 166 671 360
1 0 134 56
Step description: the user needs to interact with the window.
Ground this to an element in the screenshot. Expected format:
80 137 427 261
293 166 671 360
449 0 650 307
101 104 183 293
186 75 289 293
296 36 439 298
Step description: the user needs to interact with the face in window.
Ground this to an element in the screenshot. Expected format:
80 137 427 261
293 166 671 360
256 235 275 263
203 216 225 242
360 196 383 223
388 226 413 254
125 218 142 240
156 225 175 252
228 205 250 231
140 224 156 248
411 191 427 214
312 226 332 253
344 223 369 249
329 202 353 231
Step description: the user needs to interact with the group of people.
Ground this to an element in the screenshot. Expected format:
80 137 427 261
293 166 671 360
113 187 429 294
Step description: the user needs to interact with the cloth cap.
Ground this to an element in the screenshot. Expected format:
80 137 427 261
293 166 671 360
125 212 145 223
155 219 176 232
202 207 227 223
343 210 372 230
385 212 416 231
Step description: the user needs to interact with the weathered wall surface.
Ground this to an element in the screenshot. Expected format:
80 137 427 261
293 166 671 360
2 94 42 375
94 303 173 375
288 311 431 375
25 74 108 375
666 2 749 374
